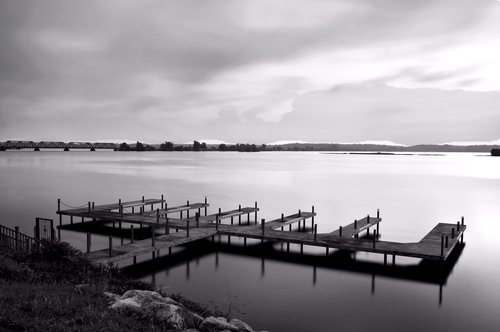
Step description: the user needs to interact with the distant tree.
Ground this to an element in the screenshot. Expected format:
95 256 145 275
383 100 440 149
135 141 146 151
118 142 131 151
492 148 500 156
201 142 207 150
193 140 201 151
146 144 156 151
160 141 174 151
174 145 184 151
261 144 267 151
218 144 226 151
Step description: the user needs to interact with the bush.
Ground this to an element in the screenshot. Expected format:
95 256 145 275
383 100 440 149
491 148 500 156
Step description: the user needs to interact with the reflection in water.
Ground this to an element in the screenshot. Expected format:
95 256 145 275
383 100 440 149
123 237 465 308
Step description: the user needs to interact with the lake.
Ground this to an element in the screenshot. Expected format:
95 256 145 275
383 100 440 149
1 151 499 331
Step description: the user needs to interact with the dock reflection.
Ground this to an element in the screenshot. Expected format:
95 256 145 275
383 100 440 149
122 237 465 306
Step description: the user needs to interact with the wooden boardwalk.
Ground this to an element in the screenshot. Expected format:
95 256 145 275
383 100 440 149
57 197 466 265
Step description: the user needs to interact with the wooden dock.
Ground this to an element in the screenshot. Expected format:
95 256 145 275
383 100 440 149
56 197 466 265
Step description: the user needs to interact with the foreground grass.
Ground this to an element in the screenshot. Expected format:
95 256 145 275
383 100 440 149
0 242 210 331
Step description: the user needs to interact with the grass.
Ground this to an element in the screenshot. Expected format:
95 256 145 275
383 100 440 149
0 241 214 331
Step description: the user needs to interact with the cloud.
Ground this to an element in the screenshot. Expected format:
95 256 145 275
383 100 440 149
0 0 499 143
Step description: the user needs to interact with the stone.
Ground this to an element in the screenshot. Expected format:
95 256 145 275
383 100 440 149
199 316 235 332
229 318 254 332
109 289 186 329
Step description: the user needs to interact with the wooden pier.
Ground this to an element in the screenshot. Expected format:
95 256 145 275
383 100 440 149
56 197 466 266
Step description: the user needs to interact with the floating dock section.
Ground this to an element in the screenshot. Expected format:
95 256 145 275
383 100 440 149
56 197 466 265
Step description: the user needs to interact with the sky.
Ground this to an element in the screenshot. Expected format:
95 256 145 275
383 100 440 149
1 0 500 145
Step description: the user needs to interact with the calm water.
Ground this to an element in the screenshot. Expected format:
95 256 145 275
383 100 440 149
1 151 500 331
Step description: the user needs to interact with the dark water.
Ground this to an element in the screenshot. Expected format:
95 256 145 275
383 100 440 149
1 151 499 331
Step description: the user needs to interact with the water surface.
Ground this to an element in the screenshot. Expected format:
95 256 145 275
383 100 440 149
1 151 499 331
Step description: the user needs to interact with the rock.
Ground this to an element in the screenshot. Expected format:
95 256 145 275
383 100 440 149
199 316 235 331
229 318 254 332
109 289 186 329
103 291 120 302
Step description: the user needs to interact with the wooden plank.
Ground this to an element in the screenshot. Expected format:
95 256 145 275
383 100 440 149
87 228 217 264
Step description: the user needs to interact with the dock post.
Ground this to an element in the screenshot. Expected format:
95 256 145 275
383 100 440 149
165 216 169 235
86 233 91 253
133 256 136 265
132 207 134 213
131 225 134 243
312 205 315 228
255 202 258 224
456 221 460 231
377 209 379 219
57 199 62 239
161 194 164 209
157 209 160 223
287 242 290 253
384 254 387 265
108 236 112 258
231 216 233 225
151 227 155 247
92 202 95 210
440 236 444 256
367 214 370 223
218 208 221 220
372 230 376 248
238 213 241 226
377 222 379 234
461 216 464 226
339 226 343 237
239 204 241 212
196 213 199 227
445 236 449 248
88 201 91 213
314 224 317 242
354 219 357 229
261 219 265 242
187 220 190 238
300 244 303 255
326 247 329 255
299 209 301 217
141 196 144 203
15 226 19 251
180 210 183 219
244 237 247 246
204 196 207 216
119 198 121 206
216 215 219 231
392 255 396 265
187 201 190 219
451 228 455 239
289 224 292 231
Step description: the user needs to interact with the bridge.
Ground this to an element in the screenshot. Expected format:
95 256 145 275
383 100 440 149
0 140 116 151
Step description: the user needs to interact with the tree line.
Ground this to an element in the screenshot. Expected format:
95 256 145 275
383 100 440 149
116 141 268 152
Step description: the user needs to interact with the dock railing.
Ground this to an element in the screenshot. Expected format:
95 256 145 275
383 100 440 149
0 224 41 253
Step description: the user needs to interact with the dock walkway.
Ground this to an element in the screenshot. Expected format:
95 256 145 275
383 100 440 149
56 197 466 265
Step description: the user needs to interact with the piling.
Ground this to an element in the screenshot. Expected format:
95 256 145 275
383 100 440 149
196 213 200 227
216 215 219 231
440 236 444 256
314 224 317 242
372 230 376 248
354 220 357 229
367 214 370 223
186 220 190 238
151 227 155 247
165 216 169 235
456 221 460 231
161 194 164 209
131 225 134 243
261 219 265 242
108 236 112 257
445 236 449 248
204 197 208 215
339 225 342 237
451 228 455 239
87 233 91 253
384 253 387 265
377 209 380 219
255 202 258 223
461 216 464 226
157 209 160 223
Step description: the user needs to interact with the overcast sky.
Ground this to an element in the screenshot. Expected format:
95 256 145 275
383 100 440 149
1 0 500 145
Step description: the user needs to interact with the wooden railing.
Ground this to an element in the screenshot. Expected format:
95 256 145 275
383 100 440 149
0 224 41 253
